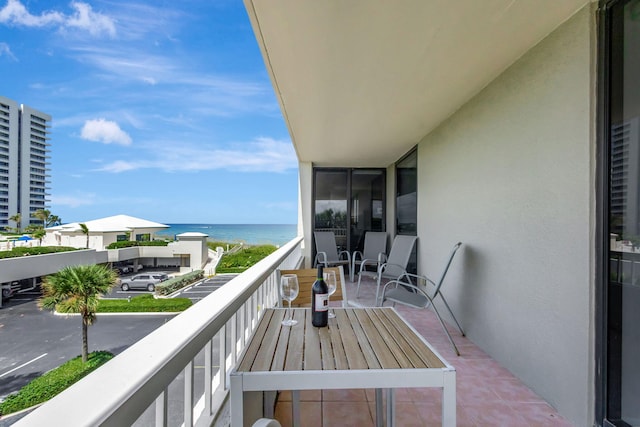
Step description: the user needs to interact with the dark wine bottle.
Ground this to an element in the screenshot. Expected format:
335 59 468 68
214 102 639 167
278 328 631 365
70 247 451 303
311 265 329 327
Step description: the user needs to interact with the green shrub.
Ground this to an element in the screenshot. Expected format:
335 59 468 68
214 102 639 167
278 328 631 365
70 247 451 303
0 246 79 259
106 240 169 249
0 351 114 416
216 245 277 273
97 294 192 312
155 270 204 296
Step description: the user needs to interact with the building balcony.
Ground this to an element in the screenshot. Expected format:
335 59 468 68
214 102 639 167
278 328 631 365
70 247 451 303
12 237 573 427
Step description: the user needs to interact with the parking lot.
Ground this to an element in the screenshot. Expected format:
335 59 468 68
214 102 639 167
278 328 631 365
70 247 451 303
0 272 239 425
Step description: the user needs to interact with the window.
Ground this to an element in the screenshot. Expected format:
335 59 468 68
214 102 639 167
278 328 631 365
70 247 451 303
396 148 417 274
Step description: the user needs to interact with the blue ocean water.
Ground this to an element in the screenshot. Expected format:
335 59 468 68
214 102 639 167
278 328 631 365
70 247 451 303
155 224 298 246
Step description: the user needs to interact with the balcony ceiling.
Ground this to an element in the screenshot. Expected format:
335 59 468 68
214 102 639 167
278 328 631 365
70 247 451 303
245 0 591 167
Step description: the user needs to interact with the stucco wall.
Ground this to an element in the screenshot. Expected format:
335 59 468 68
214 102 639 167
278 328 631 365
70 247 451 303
0 249 107 284
416 6 594 426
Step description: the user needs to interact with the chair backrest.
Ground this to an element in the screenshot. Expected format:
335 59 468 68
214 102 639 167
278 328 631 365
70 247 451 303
313 231 340 262
382 235 417 278
361 231 387 260
433 242 462 293
277 266 346 307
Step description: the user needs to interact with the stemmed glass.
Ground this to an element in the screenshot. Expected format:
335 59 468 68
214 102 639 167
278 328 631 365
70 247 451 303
324 270 337 319
280 274 299 326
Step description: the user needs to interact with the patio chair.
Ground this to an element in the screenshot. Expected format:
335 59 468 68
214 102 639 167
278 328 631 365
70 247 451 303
277 266 347 307
356 235 417 305
379 242 464 355
313 231 351 273
350 231 388 282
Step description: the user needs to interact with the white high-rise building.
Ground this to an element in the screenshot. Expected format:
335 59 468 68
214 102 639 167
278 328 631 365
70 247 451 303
0 96 51 231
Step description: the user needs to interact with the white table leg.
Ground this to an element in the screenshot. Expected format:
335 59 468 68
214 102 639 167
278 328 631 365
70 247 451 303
230 374 244 427
386 389 395 426
442 370 456 427
292 390 301 427
375 389 383 427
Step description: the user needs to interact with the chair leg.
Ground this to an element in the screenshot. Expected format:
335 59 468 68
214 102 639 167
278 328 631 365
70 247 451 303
437 293 465 336
350 260 355 282
356 273 363 298
430 301 461 356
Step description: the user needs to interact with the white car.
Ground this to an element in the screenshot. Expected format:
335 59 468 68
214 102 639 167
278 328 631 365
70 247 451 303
119 273 168 292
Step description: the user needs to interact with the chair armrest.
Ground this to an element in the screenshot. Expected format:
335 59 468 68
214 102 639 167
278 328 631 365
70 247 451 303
380 273 437 297
357 258 380 273
352 250 364 262
314 251 328 266
338 250 351 263
380 273 437 307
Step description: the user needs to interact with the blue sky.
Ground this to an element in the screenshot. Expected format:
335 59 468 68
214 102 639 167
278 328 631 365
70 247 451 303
0 0 298 225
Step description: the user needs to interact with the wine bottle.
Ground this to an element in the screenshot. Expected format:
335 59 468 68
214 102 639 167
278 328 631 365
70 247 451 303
311 265 329 327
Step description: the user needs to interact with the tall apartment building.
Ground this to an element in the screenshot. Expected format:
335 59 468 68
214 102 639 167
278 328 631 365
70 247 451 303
0 96 51 231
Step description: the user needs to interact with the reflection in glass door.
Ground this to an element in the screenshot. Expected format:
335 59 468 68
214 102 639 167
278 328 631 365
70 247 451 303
605 1 640 425
313 168 385 256
314 170 349 251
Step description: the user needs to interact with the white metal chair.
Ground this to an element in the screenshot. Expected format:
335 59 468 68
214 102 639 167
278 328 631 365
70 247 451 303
379 242 464 355
356 235 417 305
350 231 388 282
313 231 351 272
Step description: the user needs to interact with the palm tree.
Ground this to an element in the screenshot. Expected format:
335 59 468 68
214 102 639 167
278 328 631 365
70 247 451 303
79 223 89 248
9 213 21 233
49 215 62 226
32 227 46 245
39 265 118 363
32 209 51 226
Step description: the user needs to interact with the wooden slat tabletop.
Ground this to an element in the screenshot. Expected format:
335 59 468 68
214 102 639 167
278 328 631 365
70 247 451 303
238 307 446 373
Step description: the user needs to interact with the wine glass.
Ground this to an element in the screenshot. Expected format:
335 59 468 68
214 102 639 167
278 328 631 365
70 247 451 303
280 274 299 326
323 270 337 318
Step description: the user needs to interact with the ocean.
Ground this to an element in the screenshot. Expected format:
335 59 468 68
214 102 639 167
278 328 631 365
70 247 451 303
155 224 298 246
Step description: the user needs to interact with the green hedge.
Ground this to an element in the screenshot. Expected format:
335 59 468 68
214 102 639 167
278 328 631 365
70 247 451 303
0 351 114 416
216 245 277 273
97 294 192 312
0 246 79 259
155 270 204 296
106 240 170 249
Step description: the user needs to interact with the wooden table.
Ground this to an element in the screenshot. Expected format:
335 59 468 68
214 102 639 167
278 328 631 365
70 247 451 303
230 307 456 427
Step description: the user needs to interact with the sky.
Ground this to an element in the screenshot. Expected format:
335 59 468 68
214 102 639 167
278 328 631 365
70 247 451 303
0 0 299 225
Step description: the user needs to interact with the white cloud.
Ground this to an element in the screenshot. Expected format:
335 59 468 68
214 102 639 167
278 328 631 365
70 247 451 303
0 0 64 27
0 42 16 60
97 137 298 174
0 0 115 37
81 118 132 146
65 2 116 37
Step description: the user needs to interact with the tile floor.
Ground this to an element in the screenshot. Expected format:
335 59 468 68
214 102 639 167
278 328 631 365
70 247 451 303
271 276 575 427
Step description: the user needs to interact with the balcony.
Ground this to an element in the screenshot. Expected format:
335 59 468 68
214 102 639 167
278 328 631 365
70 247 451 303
13 237 572 426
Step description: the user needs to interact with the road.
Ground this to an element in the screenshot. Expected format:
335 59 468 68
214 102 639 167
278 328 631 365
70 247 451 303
0 274 237 425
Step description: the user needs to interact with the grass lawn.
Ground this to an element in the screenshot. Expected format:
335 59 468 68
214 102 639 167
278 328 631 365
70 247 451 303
0 351 114 416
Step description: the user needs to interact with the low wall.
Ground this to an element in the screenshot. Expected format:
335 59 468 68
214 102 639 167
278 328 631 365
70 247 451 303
0 249 106 283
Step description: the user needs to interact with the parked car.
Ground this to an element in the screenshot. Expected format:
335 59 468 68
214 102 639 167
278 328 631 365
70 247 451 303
119 273 168 292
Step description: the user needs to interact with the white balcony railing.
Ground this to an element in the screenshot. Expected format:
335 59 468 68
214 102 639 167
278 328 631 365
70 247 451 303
15 236 304 427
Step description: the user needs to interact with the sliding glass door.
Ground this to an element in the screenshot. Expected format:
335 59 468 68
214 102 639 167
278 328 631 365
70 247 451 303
601 1 640 425
313 168 385 255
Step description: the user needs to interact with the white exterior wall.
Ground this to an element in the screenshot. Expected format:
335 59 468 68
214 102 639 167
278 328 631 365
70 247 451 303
415 6 594 426
18 104 51 228
0 97 19 229
298 161 313 267
0 249 108 284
